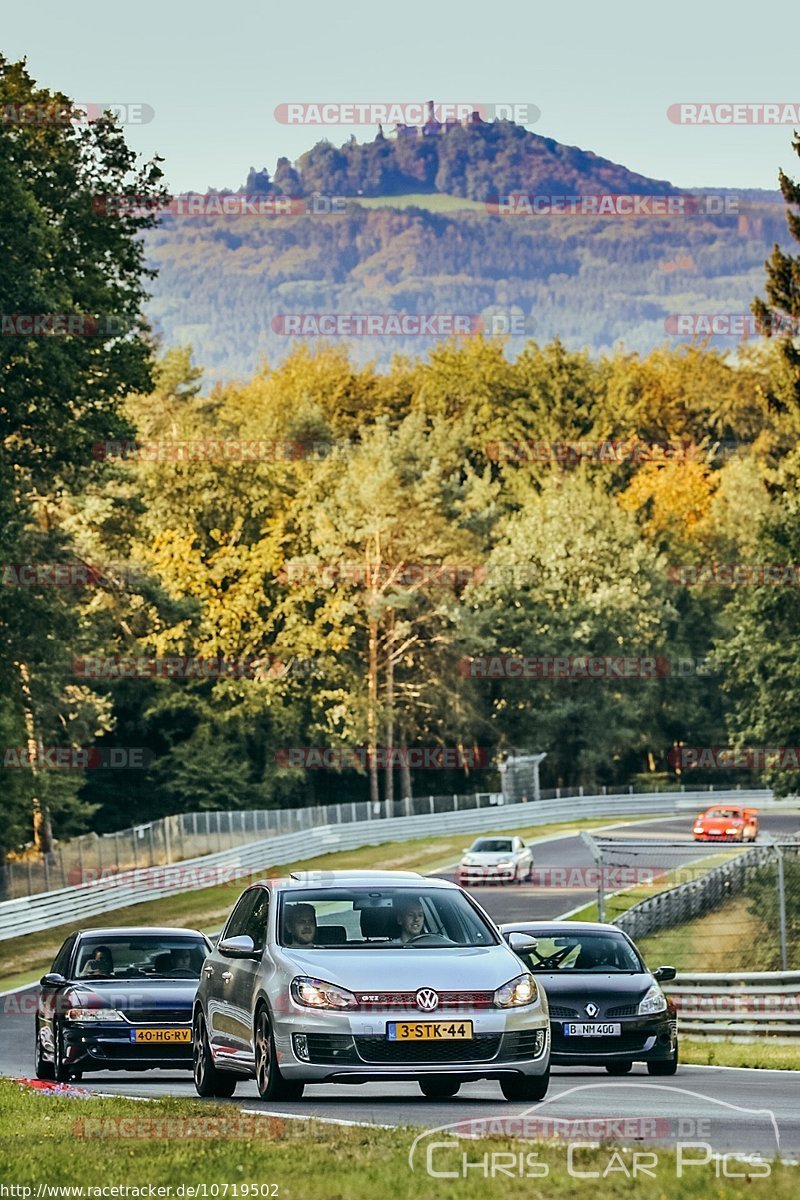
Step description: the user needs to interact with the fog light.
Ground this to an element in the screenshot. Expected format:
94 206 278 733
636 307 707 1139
293 1033 310 1061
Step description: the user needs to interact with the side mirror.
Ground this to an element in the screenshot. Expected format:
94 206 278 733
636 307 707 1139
217 934 257 959
506 932 538 952
654 966 676 982
40 973 68 988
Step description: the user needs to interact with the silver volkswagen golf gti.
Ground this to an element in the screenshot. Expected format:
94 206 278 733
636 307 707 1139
193 870 550 1102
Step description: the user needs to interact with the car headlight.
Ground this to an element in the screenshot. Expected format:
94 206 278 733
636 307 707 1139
65 1007 126 1022
461 855 475 866
291 976 357 1010
497 860 514 867
638 984 667 1015
726 827 741 834
494 973 538 1008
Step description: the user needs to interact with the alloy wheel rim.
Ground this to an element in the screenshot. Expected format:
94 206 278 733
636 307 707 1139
193 1018 205 1086
255 1014 271 1093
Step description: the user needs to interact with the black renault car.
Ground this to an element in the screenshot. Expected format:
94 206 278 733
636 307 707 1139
35 927 212 1081
500 920 678 1074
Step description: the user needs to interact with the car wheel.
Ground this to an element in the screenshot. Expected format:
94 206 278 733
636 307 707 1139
419 1077 461 1099
647 1044 678 1076
500 1068 550 1102
34 1025 54 1081
254 1007 304 1101
605 1062 633 1075
53 1021 72 1083
193 1011 237 1098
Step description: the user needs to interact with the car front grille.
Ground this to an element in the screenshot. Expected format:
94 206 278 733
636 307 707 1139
354 991 494 1011
548 1005 579 1019
552 1032 650 1054
498 1030 547 1060
88 1041 192 1060
353 1035 502 1064
606 1004 639 1018
121 1010 191 1025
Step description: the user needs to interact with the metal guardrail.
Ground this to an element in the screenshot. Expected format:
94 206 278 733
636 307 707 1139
0 789 771 942
669 971 800 1039
614 845 774 940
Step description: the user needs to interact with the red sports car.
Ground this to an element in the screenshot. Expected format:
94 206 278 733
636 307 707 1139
692 806 758 843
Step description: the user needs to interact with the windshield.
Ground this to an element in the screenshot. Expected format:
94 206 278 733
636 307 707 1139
470 839 513 853
705 809 742 819
515 932 643 973
73 935 208 979
278 887 499 949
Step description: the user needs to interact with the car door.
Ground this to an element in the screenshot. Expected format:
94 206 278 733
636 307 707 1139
205 890 258 1059
227 888 271 1067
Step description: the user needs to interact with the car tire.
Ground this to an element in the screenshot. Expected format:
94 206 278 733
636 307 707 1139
254 1007 304 1101
52 1021 72 1084
605 1062 633 1075
647 1044 678 1076
193 1011 237 1098
419 1077 461 1099
500 1068 550 1102
34 1026 54 1081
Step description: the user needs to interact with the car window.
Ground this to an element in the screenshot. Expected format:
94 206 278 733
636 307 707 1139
52 934 76 977
223 890 259 940
74 935 208 978
278 887 499 948
242 889 270 951
516 932 643 973
471 839 513 853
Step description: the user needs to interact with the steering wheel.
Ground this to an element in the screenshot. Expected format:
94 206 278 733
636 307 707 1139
403 933 455 947
166 969 197 978
531 946 572 970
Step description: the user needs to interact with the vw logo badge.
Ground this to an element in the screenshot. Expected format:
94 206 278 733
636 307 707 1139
585 1002 599 1018
416 988 439 1012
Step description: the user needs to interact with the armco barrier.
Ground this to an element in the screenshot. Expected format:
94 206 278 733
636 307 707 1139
0 790 772 941
669 971 800 1039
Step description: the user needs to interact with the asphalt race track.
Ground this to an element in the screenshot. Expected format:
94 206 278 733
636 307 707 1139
3 813 799 1158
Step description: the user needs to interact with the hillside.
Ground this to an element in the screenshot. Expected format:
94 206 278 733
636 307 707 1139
142 124 791 381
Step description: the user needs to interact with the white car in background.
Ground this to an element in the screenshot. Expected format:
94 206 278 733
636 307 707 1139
458 836 533 885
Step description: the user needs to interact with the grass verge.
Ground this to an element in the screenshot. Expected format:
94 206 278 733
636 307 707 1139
0 1079 794 1195
680 1037 800 1069
636 895 773 972
0 815 630 991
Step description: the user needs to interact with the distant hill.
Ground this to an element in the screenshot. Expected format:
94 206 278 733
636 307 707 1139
243 120 677 202
142 124 791 381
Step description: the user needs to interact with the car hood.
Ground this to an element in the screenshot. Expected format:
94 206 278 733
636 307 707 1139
530 971 654 1003
63 979 198 1013
696 815 742 827
279 944 524 992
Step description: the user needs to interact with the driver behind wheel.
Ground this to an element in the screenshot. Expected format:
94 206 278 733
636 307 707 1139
394 895 426 943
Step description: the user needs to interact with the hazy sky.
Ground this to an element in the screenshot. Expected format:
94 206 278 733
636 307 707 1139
3 0 798 193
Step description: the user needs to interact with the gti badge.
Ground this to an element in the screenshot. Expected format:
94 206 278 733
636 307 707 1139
585 1002 599 1018
415 988 440 1012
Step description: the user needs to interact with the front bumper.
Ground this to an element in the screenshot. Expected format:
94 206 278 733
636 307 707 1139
270 1006 550 1083
549 1012 676 1065
693 830 743 841
60 1022 193 1072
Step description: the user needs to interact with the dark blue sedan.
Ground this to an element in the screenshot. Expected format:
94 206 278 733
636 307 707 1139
35 926 212 1081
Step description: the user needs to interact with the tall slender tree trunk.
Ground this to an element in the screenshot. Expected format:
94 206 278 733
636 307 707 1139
399 739 412 802
384 610 395 815
17 662 52 854
368 615 380 808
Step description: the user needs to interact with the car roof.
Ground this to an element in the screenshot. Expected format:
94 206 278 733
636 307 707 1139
499 920 630 934
77 927 208 938
251 871 458 890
